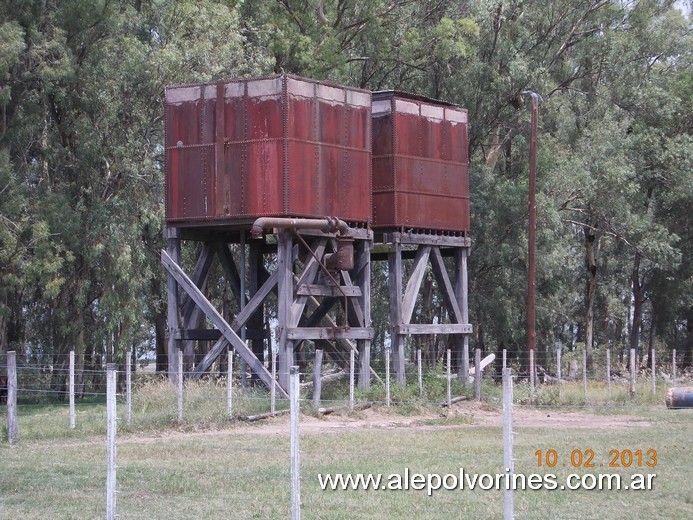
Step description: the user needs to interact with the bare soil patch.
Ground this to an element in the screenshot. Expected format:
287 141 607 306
115 401 650 446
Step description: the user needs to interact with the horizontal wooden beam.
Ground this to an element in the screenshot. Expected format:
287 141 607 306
287 327 374 341
175 329 221 341
394 323 473 335
383 232 471 248
175 328 267 341
296 284 362 297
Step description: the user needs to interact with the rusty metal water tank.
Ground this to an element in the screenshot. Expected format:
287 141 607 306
165 74 372 226
371 91 470 233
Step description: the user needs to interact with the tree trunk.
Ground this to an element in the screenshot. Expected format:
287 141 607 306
629 251 643 367
684 306 693 368
584 225 599 369
155 311 167 373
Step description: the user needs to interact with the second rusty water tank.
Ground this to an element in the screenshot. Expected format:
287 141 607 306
371 91 470 233
165 74 372 226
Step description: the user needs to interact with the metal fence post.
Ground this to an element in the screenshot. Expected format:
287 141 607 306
672 349 677 387
556 348 562 399
290 366 301 520
503 368 514 520
106 363 117 520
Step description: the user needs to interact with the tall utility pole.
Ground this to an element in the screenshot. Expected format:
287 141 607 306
522 91 541 372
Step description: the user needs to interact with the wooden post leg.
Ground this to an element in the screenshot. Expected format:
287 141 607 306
455 247 470 381
278 232 295 390
388 240 406 386
358 240 372 389
166 230 181 384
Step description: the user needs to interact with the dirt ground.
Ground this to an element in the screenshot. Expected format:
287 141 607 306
119 401 651 445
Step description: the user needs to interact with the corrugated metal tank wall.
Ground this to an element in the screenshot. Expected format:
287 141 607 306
371 91 470 234
165 75 372 226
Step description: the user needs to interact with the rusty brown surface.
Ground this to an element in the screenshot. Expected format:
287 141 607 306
165 75 372 226
371 91 470 233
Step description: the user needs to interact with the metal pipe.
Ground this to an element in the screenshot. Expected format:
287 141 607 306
666 387 693 408
250 216 351 239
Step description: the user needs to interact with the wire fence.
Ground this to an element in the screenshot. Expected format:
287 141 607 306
1 348 692 519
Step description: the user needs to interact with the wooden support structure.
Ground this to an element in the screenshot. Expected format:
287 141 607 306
379 232 472 386
163 225 375 397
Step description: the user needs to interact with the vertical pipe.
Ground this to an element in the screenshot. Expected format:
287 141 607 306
417 349 423 398
227 348 233 418
582 349 588 402
106 363 117 520
474 348 481 401
651 348 656 395
290 366 301 520
630 348 637 399
527 94 539 372
69 350 76 430
446 349 452 408
7 351 17 445
503 348 507 371
606 348 612 398
502 368 514 520
125 349 132 428
672 349 677 387
349 349 355 411
177 350 183 423
313 349 323 408
385 349 391 407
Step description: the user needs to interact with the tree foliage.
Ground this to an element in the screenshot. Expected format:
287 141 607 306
1 0 691 375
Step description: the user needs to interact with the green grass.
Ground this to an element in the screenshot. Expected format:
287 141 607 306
1 379 691 519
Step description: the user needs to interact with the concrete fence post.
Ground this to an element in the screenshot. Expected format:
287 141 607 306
313 349 323 408
7 351 18 445
69 350 76 429
106 363 117 520
502 368 514 520
290 366 301 520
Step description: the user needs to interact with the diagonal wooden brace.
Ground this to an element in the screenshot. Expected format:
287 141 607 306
191 269 279 378
161 249 287 398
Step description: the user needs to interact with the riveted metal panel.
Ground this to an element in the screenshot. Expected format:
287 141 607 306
165 74 372 226
371 91 470 233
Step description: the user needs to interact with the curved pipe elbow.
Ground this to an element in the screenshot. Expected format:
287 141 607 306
250 216 352 239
